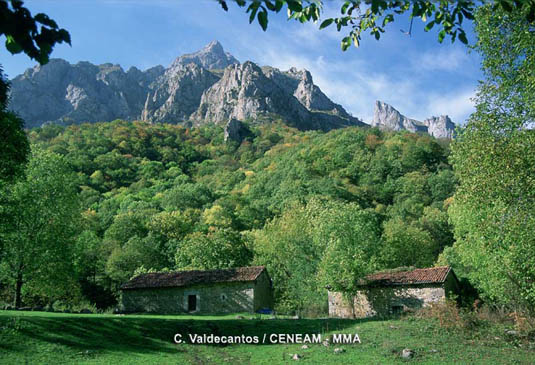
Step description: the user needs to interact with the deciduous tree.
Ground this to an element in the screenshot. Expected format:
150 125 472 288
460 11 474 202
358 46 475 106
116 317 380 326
447 3 535 311
0 149 80 307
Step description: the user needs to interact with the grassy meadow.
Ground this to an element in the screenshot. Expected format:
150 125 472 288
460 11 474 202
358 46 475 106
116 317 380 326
0 310 533 364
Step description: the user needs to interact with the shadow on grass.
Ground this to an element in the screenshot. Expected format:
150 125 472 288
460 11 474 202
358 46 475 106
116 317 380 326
0 312 378 356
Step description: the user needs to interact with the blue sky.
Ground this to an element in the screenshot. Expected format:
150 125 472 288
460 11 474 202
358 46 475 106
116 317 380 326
1 0 482 124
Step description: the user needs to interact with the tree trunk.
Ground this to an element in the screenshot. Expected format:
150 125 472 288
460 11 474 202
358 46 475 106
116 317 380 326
13 269 23 308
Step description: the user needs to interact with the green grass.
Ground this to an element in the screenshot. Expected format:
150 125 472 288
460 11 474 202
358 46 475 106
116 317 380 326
0 310 533 364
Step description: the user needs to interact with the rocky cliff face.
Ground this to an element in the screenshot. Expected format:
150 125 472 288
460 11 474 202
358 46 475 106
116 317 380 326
169 40 239 70
9 59 163 128
9 41 362 131
423 115 456 139
141 63 220 124
191 63 363 130
372 101 455 139
8 42 454 136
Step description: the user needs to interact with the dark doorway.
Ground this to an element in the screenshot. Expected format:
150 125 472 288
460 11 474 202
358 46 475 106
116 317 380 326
188 295 197 312
392 305 403 315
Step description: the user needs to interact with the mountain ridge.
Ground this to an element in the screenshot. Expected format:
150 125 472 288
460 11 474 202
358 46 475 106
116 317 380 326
8 41 454 137
372 101 455 139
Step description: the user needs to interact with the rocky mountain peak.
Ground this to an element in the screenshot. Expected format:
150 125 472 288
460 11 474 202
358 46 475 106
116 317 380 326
8 42 452 136
372 100 455 139
286 67 312 82
373 101 410 130
424 115 456 139
141 62 219 123
191 60 363 131
205 40 224 52
169 40 239 71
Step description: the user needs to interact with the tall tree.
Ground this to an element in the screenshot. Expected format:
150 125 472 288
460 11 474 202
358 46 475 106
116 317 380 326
318 203 382 295
447 3 535 311
0 66 29 182
175 229 252 271
0 149 80 307
0 0 70 182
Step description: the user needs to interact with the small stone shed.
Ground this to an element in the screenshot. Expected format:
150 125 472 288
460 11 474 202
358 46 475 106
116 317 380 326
120 266 273 314
328 266 460 318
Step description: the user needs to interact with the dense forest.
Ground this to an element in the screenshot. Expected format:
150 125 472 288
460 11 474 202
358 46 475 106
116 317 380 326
1 120 456 313
1 0 534 320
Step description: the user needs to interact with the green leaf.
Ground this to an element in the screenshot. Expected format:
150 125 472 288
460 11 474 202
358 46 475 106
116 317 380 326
371 1 379 14
218 0 229 11
424 20 435 31
438 29 446 43
309 4 320 21
5 35 23 54
258 10 268 31
264 0 276 11
319 18 334 29
341 36 351 51
58 29 71 45
34 13 58 28
248 4 259 24
382 14 394 27
461 8 474 20
351 32 360 48
341 1 350 15
458 30 468 44
287 0 303 12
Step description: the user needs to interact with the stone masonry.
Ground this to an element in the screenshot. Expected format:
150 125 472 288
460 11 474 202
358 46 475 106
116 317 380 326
328 266 460 319
120 266 273 314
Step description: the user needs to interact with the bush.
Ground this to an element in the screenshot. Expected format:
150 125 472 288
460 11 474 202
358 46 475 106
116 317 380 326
419 300 482 331
51 299 98 313
420 300 535 342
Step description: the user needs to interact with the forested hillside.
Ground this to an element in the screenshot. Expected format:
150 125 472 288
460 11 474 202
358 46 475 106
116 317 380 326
2 120 455 313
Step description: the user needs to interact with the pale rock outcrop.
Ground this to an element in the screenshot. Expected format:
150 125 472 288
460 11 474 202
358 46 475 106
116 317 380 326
192 61 310 128
372 101 456 139
192 62 363 131
9 41 452 136
9 59 164 127
169 40 239 70
262 66 357 122
141 63 219 123
423 115 456 139
372 100 428 133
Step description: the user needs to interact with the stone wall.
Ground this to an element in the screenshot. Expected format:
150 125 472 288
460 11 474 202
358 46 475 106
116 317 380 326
253 270 274 311
121 281 256 314
444 271 461 298
329 284 448 319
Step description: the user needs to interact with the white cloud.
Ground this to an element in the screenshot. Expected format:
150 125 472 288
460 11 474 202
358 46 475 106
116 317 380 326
253 42 477 125
414 47 470 72
426 90 476 124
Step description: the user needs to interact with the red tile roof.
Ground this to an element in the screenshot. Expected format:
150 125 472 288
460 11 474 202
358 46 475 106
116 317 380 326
121 266 266 290
359 266 452 287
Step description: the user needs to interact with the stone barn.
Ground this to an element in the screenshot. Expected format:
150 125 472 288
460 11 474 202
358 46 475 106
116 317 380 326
328 266 460 318
120 266 273 314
